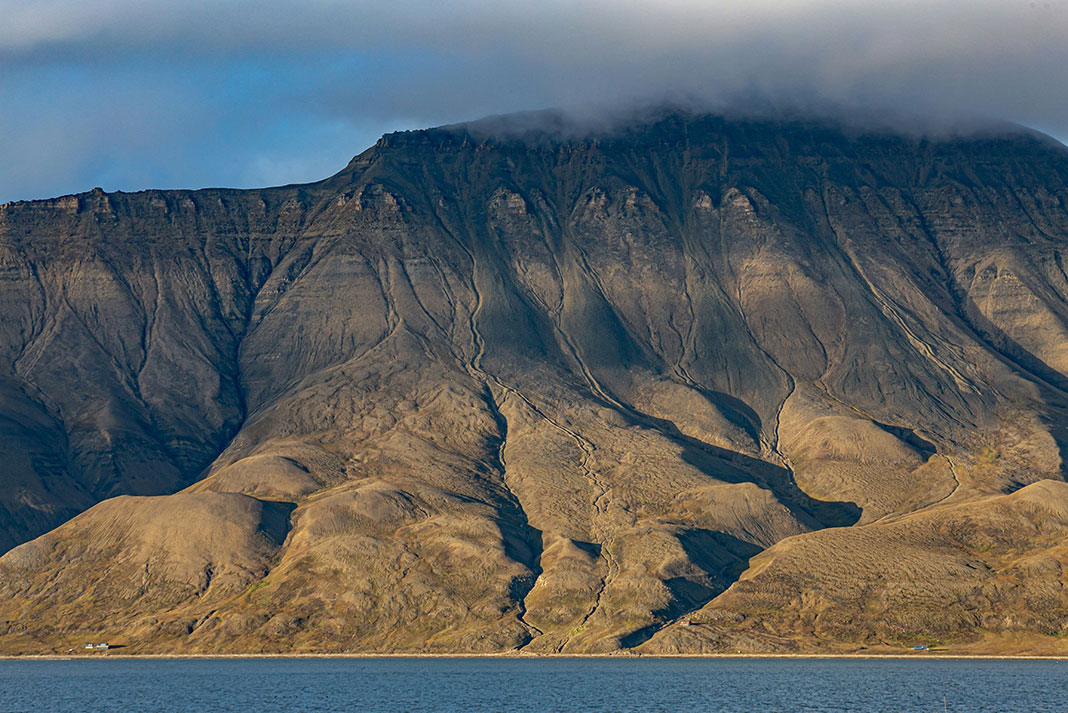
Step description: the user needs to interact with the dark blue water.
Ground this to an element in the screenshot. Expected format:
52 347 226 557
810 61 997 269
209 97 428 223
1 657 1065 712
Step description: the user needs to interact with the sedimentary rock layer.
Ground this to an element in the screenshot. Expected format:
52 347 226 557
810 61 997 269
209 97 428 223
2 113 1068 654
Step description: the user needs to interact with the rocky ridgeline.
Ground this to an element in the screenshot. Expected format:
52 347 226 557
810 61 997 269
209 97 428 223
2 113 1068 654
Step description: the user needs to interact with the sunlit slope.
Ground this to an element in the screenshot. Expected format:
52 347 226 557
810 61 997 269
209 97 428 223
2 113 1068 653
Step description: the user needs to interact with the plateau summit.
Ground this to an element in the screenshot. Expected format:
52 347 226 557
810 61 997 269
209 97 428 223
3 112 1068 655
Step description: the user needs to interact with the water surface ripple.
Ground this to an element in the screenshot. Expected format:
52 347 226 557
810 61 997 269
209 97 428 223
2 657 1065 712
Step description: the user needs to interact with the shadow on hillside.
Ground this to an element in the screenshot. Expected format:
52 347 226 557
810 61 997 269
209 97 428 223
619 529 763 649
675 433 862 529
581 382 862 529
959 293 1068 486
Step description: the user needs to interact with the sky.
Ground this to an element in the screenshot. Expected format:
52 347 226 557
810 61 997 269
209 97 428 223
2 0 1068 203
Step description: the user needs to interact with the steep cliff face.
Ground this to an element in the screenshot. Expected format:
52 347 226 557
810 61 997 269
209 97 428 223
3 113 1068 654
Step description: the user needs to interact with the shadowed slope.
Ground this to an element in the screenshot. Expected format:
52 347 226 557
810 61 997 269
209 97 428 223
2 112 1068 653
644 480 1068 654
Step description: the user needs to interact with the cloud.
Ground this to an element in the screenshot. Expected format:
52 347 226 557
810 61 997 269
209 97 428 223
2 0 1067 201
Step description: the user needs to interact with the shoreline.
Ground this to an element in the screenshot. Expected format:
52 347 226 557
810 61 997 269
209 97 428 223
4 652 1068 661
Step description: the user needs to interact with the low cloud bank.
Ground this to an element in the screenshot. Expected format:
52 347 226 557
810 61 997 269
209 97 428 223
2 0 1067 200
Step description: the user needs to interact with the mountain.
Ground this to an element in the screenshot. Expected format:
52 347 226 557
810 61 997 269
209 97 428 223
3 111 1068 655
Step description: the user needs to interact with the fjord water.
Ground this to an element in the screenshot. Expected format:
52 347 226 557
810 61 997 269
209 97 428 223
2 657 1064 712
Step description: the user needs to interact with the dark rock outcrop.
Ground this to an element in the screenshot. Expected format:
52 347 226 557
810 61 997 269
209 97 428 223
3 112 1068 654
